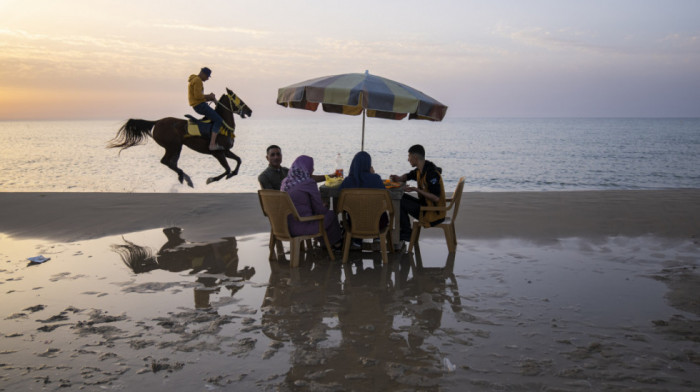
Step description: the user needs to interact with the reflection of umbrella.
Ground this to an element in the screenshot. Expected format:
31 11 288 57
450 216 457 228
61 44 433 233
277 71 447 150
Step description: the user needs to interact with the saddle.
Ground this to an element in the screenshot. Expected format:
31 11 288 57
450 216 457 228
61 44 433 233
184 115 235 138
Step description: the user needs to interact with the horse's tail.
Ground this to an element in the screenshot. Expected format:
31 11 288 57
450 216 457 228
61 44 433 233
111 238 158 274
107 119 156 152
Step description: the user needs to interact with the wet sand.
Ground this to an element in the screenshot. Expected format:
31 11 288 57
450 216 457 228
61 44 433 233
1 189 699 242
1 190 699 391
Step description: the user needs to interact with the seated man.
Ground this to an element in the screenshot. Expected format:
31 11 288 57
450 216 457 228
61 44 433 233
258 145 335 190
390 144 446 249
258 145 289 190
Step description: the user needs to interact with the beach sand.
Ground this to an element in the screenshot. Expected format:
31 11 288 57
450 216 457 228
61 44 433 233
2 189 699 242
1 190 699 391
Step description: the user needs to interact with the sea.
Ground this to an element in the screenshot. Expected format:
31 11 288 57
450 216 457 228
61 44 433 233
0 117 698 193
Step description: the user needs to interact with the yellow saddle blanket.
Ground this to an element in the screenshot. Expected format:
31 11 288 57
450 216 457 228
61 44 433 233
186 120 235 138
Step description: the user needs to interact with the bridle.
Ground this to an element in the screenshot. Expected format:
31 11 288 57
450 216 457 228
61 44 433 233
214 91 249 132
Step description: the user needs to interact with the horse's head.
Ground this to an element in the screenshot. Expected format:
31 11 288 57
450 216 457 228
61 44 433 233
219 88 253 119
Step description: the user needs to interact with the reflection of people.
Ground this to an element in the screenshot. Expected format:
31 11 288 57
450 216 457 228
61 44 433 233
260 259 339 344
390 144 446 248
188 66 223 151
259 250 447 389
258 145 289 190
281 155 343 248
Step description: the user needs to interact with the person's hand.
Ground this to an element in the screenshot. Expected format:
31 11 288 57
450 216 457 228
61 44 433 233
389 174 399 182
404 186 417 192
207 93 216 101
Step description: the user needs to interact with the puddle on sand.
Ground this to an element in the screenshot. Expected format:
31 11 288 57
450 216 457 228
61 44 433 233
0 230 699 391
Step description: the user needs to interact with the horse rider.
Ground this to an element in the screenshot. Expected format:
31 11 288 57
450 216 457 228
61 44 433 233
188 67 224 151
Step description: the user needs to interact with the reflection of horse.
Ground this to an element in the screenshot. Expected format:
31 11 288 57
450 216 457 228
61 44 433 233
108 88 252 187
111 227 255 308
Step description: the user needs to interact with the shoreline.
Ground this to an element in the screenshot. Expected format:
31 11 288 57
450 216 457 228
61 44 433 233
1 189 699 243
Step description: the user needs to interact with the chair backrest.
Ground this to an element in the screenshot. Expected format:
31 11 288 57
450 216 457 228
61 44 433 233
448 177 466 221
337 188 393 236
258 190 304 240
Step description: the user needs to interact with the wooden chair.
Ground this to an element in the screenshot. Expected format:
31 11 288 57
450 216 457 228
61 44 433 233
337 189 394 264
407 177 465 254
258 190 335 267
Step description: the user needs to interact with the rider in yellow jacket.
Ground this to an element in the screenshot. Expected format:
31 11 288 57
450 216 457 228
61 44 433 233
188 67 224 151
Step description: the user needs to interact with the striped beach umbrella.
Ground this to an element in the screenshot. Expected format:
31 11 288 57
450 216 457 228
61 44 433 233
277 71 448 150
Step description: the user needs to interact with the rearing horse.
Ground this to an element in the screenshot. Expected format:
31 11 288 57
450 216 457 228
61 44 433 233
108 88 252 187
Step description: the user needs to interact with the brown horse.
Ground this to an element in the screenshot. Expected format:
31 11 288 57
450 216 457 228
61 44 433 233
108 88 252 187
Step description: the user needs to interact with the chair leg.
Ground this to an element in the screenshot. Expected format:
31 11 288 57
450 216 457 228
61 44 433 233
290 238 301 268
342 233 353 264
380 262 389 288
407 223 421 254
386 231 394 254
379 233 388 264
320 232 335 261
268 233 277 261
275 240 285 259
443 225 457 253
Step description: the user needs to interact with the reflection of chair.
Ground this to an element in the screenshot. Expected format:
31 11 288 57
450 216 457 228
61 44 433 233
410 247 461 311
258 190 335 267
407 176 465 254
337 189 394 264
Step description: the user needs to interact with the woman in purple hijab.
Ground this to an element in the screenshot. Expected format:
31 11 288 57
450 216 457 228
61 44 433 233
281 155 342 247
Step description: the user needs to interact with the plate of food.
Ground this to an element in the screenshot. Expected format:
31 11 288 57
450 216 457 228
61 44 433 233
324 175 343 187
383 179 401 188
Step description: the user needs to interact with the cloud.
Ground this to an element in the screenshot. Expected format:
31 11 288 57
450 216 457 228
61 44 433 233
658 33 700 53
498 25 621 55
497 24 700 62
150 22 270 37
0 28 196 83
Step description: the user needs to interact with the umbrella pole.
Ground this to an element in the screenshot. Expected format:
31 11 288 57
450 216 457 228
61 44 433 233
361 109 365 151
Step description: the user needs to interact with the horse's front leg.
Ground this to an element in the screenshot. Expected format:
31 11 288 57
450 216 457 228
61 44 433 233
224 150 242 178
206 151 231 185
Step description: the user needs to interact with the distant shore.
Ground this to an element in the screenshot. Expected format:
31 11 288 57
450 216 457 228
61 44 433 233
1 190 699 243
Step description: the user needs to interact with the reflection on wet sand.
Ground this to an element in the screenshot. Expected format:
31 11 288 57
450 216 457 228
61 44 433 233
262 246 460 390
111 227 255 308
2 230 698 390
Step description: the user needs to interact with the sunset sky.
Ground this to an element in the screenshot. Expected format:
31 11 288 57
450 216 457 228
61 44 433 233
1 0 699 120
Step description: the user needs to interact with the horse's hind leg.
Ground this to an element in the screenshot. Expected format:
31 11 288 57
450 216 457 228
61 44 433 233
206 151 231 185
224 150 242 178
160 146 193 187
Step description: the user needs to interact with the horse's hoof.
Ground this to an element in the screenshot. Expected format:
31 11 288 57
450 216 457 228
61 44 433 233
206 177 214 185
183 176 194 187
